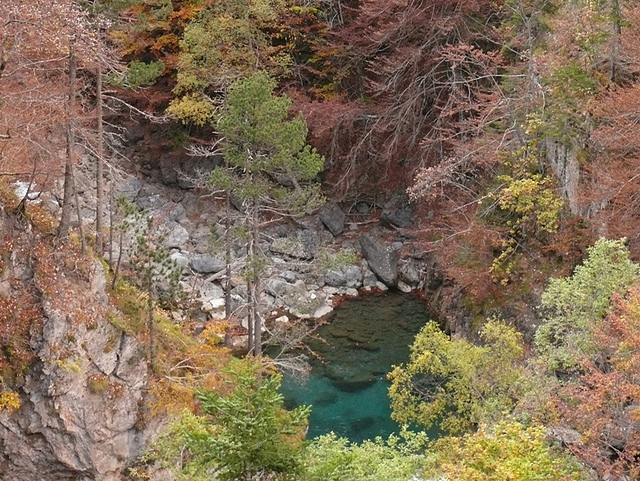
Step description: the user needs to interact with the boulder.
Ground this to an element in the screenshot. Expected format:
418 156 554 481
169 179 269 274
190 254 226 274
343 265 363 288
269 230 319 260
313 304 334 318
162 222 190 249
324 270 347 287
114 177 141 202
323 265 363 289
264 278 289 297
359 234 398 287
170 251 190 269
319 202 345 236
168 203 187 222
282 270 297 283
137 184 168 211
381 193 414 228
399 260 421 286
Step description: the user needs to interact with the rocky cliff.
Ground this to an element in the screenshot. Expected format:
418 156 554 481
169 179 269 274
0 204 158 480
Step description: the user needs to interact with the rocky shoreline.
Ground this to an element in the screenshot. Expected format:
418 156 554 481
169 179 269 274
18 146 448 341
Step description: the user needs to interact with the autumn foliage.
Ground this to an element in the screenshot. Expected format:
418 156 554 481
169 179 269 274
551 287 640 479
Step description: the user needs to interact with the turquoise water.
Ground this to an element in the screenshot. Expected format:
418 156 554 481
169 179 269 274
280 292 431 443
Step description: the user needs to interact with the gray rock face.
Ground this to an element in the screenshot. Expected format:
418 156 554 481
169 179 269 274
359 234 398 287
0 261 156 481
170 251 190 269
168 203 187 222
115 177 142 202
399 260 421 286
319 202 345 236
137 184 169 211
323 265 362 288
324 270 347 287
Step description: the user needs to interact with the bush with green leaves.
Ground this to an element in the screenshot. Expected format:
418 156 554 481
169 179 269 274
535 237 640 372
151 360 310 481
107 60 165 89
302 430 430 481
430 420 587 481
388 318 526 434
489 115 564 284
167 0 288 126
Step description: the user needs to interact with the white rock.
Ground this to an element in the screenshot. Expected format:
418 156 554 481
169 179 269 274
202 298 226 319
313 304 333 319
375 281 389 291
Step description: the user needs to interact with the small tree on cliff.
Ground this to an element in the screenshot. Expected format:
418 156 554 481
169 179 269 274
125 207 182 370
210 71 324 356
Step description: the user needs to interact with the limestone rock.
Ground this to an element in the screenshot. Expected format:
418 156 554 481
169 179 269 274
115 177 142 202
313 304 334 318
269 230 319 260
324 269 347 287
162 222 190 249
399 260 421 286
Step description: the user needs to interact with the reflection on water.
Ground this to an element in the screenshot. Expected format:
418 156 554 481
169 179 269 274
279 292 430 443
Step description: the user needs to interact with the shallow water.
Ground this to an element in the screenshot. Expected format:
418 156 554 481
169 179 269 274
279 292 431 443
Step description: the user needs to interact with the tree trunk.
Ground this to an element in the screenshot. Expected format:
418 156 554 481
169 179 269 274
244 195 264 356
224 187 235 349
251 196 262 356
148 293 155 371
109 171 114 268
57 35 76 240
96 61 104 254
609 0 621 82
74 173 86 254
247 276 255 354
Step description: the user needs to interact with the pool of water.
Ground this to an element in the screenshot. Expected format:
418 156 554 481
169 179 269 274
279 292 431 443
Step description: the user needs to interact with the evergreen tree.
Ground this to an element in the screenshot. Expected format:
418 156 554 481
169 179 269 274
210 71 324 356
535 238 640 372
151 360 309 481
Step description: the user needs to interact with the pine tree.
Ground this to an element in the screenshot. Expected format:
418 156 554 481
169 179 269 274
210 71 324 356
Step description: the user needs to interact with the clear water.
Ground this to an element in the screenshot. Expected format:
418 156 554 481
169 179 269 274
279 292 431 443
